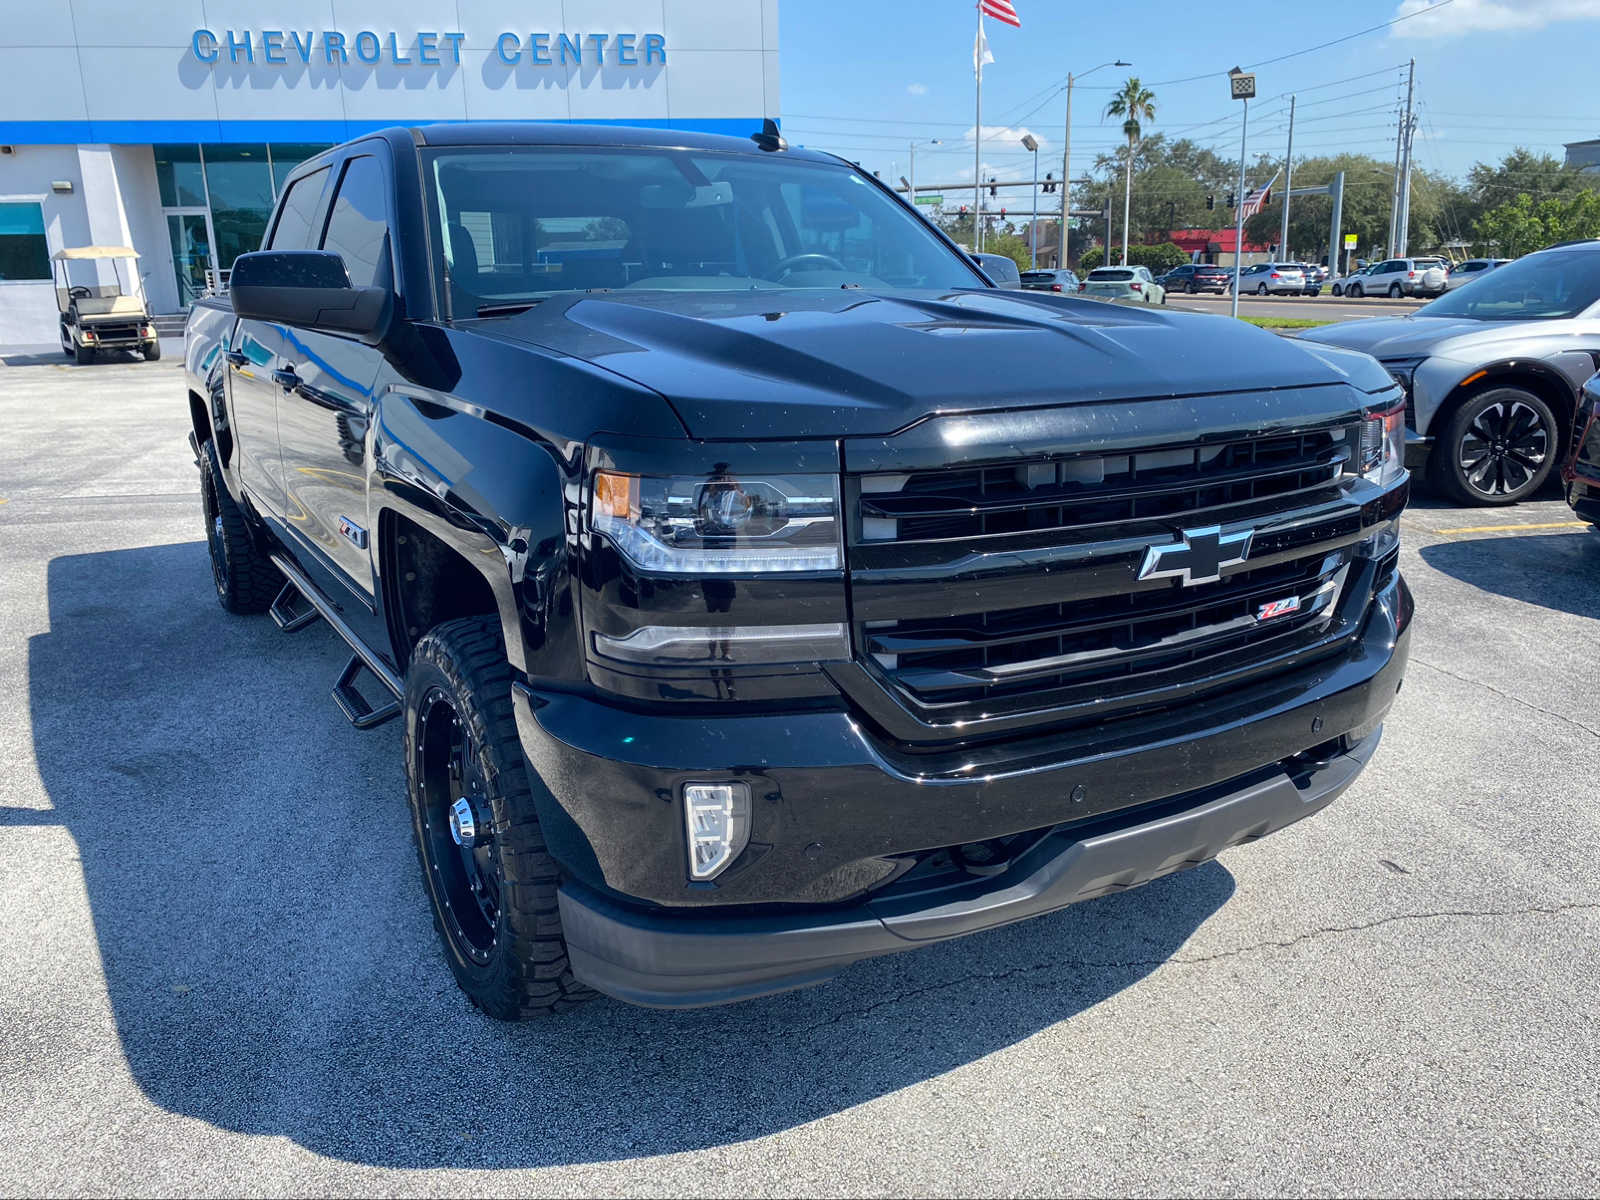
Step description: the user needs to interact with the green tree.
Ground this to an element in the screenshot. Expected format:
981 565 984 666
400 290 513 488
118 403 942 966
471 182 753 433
1474 189 1600 257
1104 77 1157 265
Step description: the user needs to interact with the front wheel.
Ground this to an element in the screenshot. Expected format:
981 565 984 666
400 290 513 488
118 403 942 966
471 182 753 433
405 616 597 1020
74 343 94 365
1332 285 1344 297
1428 387 1558 506
199 440 281 612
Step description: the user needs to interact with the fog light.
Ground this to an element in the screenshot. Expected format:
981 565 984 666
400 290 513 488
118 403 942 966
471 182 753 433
684 782 751 881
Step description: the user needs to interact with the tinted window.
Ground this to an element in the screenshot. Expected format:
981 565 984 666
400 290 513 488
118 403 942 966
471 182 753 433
1421 247 1600 321
267 166 329 251
321 156 390 288
0 201 49 280
1089 269 1133 280
1020 270 1055 283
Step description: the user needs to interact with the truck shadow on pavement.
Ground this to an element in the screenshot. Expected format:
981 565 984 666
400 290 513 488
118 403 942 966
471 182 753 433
24 541 1234 1169
1418 530 1599 620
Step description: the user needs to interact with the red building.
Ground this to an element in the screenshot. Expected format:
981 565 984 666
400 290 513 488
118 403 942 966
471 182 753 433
1163 228 1270 267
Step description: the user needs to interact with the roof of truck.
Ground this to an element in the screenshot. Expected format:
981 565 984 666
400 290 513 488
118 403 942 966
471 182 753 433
407 121 836 163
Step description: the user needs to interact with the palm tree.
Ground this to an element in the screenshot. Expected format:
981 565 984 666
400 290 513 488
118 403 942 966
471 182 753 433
1104 78 1156 266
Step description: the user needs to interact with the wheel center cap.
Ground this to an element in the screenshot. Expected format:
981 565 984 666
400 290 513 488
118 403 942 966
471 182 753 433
449 797 477 847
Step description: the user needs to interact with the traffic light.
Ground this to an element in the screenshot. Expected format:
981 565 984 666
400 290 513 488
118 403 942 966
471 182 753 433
988 176 997 198
1000 207 1007 219
959 204 968 216
1205 193 1215 210
1226 192 1236 207
1043 172 1055 194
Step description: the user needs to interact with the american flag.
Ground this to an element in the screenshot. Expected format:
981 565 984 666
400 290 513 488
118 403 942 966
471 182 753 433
1240 184 1272 219
980 0 1021 27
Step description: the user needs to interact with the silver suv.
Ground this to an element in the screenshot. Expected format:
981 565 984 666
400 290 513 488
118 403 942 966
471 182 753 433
1349 257 1448 299
1299 240 1600 504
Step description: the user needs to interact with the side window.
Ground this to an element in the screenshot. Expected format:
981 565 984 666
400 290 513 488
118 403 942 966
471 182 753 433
321 156 391 289
266 167 329 251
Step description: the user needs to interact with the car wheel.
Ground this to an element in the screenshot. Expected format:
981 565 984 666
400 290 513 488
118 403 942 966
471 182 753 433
199 439 281 613
143 340 162 362
1429 387 1558 506
1350 283 1364 298
405 615 598 1021
74 343 95 365
1388 283 1403 298
1256 283 1268 295
1188 282 1198 294
1332 285 1343 297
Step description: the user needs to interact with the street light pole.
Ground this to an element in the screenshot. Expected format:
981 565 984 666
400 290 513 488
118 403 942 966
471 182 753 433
1059 60 1128 272
1226 68 1257 321
1021 133 1039 267
908 137 941 221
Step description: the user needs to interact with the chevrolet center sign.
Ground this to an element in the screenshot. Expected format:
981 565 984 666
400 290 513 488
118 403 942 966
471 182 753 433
189 29 670 68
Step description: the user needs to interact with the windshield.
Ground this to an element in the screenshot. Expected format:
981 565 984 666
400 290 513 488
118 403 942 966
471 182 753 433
1419 247 1600 321
425 146 985 314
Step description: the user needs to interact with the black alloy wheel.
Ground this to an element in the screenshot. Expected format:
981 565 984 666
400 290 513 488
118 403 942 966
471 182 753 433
415 686 502 964
1430 387 1558 506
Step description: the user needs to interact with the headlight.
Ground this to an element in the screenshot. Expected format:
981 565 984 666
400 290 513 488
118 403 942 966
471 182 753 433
1355 401 1406 488
1379 357 1422 396
592 471 842 573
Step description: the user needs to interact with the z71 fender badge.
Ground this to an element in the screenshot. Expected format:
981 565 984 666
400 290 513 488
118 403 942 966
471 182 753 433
337 517 369 550
1256 595 1302 622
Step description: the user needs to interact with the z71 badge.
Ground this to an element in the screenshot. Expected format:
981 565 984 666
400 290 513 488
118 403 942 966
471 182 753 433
1256 595 1302 622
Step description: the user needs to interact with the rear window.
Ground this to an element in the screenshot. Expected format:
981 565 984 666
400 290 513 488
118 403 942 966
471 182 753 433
1089 269 1133 281
1272 263 1301 271
1020 271 1055 283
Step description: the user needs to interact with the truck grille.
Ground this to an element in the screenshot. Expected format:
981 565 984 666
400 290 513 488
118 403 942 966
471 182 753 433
847 423 1362 728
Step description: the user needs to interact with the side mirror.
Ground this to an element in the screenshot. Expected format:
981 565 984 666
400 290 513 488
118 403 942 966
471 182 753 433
230 250 391 343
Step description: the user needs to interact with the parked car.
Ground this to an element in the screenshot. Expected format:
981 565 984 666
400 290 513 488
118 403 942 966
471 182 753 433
1441 258 1511 291
1080 265 1166 304
1300 263 1330 286
1564 372 1600 527
1230 262 1306 296
1351 257 1448 299
53 245 160 364
1158 263 1231 294
1020 268 1080 293
971 252 1022 288
1300 239 1600 504
184 121 1411 1017
1329 264 1377 297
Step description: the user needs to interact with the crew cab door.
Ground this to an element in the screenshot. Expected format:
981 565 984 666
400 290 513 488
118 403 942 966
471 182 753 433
274 152 389 600
225 165 331 517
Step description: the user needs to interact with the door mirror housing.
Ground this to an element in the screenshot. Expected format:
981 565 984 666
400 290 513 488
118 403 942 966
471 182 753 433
230 250 391 343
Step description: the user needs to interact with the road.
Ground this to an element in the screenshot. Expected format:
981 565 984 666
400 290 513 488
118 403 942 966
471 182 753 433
1165 291 1426 323
2 348 1598 1196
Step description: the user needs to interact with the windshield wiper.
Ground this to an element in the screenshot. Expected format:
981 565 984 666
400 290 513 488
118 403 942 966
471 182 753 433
474 300 544 318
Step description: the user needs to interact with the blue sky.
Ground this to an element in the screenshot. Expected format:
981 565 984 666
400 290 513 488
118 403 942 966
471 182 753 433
778 0 1600 198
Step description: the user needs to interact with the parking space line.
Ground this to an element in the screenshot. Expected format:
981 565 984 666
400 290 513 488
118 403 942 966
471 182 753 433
1441 520 1587 535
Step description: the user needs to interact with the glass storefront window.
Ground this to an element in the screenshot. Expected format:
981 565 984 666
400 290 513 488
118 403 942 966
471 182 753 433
203 144 275 270
155 145 206 208
270 144 332 194
0 202 50 280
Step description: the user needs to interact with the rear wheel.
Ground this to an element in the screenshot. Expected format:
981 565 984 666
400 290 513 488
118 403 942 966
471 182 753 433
1350 283 1364 298
1428 387 1558 506
405 616 597 1020
1388 283 1403 298
1187 282 1198 294
199 440 281 612
1256 283 1268 295
143 340 162 362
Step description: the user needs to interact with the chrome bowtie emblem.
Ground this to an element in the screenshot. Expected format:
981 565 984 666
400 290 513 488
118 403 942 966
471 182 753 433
1137 524 1253 586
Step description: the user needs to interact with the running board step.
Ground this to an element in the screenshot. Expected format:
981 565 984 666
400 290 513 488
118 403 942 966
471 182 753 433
269 581 322 633
332 654 401 729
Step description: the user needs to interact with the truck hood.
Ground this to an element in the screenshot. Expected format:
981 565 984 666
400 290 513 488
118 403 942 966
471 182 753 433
1297 314 1511 361
478 288 1383 440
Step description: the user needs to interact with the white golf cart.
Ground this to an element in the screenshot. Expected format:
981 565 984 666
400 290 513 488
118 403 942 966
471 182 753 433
54 245 160 364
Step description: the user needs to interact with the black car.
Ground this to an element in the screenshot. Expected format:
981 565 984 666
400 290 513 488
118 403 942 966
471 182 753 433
1160 263 1231 294
182 122 1411 1017
971 251 1022 288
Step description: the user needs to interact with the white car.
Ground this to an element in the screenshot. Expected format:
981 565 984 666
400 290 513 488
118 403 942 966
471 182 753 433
1354 256 1448 299
1439 257 1512 292
1080 265 1166 304
1328 264 1375 297
1230 262 1307 296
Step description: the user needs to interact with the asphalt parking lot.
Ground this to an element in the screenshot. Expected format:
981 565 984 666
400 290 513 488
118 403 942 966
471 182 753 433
3 348 1598 1197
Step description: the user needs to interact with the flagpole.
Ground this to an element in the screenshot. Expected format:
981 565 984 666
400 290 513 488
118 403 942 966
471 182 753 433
974 9 984 252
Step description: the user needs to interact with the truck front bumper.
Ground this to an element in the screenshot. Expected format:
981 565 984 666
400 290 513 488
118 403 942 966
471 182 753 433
515 572 1411 1008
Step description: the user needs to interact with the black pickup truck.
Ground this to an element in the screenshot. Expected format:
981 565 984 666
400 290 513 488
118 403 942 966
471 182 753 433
183 123 1412 1017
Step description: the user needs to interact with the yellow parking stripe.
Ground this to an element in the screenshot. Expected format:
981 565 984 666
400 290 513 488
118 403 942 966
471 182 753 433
1442 520 1587 535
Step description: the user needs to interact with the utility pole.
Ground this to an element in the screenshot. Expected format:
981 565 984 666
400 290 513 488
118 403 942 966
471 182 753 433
1397 111 1418 256
1388 58 1413 255
1279 95 1295 261
1061 61 1129 270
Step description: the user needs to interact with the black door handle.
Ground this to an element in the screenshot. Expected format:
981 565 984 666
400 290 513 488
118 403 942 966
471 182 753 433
272 367 303 391
223 349 248 368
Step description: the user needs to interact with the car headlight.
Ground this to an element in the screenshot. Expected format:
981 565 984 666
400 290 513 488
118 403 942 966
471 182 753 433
1379 357 1422 397
591 470 842 573
1355 401 1407 488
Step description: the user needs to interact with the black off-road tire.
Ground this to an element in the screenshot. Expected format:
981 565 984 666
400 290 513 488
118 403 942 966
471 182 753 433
1427 386 1559 506
199 439 280 612
75 343 94 365
143 340 162 361
404 616 597 1020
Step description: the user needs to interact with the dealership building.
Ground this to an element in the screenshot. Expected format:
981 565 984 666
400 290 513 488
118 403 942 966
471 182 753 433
0 1 779 343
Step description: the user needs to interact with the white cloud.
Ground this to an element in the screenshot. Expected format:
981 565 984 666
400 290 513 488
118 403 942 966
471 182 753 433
1393 0 1600 36
962 124 1046 149
907 82 928 95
